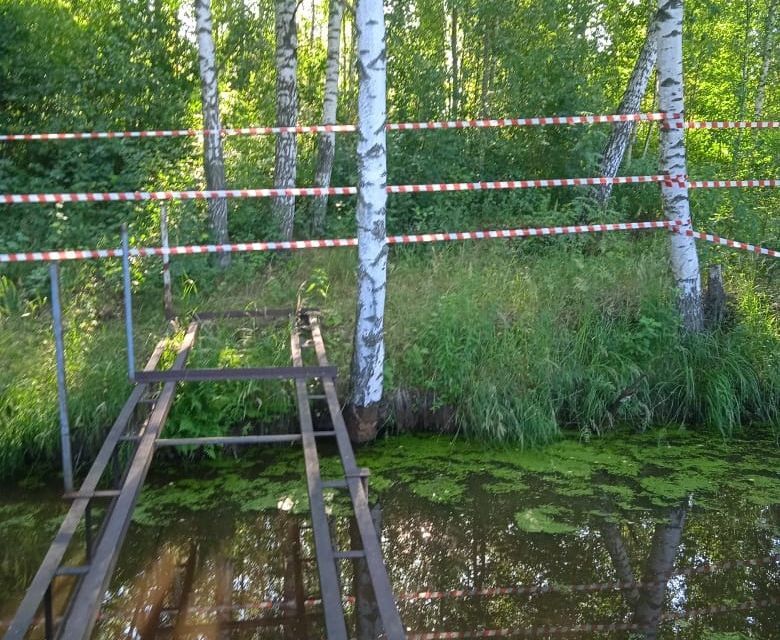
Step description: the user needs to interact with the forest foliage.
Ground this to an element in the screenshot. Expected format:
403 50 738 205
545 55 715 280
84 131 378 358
0 0 778 477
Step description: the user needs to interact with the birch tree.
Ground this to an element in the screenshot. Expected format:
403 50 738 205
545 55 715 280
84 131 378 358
195 0 230 267
274 0 298 240
347 0 388 443
311 0 345 234
449 0 459 117
594 11 658 207
657 0 703 332
755 0 778 118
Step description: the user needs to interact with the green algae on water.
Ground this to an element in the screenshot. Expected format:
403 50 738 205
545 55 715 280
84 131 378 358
514 506 577 534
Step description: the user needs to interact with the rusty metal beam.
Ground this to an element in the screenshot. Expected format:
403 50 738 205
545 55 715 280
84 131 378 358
2 339 167 640
56 322 198 640
290 325 349 640
194 308 302 321
134 365 337 383
155 432 334 447
307 313 407 640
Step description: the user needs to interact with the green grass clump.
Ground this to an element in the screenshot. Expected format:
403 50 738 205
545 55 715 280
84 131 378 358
386 237 779 444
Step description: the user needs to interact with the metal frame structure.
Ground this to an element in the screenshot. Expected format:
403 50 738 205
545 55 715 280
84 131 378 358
5 298 405 639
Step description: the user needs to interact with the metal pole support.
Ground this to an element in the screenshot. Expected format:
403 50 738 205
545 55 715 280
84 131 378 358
50 262 74 494
160 203 174 320
121 225 136 382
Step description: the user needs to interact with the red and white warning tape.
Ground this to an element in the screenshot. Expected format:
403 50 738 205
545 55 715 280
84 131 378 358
685 229 780 257
402 598 778 639
0 221 672 263
2 222 779 264
396 554 779 603
688 178 779 188
0 113 668 141
142 554 780 617
4 114 778 141
5 174 780 205
680 120 780 129
0 175 676 204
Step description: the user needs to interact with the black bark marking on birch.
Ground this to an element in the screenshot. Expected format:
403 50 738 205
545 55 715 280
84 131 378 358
660 77 678 87
366 50 386 70
365 143 385 160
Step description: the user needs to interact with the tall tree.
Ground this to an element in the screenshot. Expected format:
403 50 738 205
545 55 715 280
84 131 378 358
755 0 778 118
657 0 703 333
311 0 345 234
195 0 230 267
594 11 658 207
274 0 298 240
347 0 388 443
449 0 459 117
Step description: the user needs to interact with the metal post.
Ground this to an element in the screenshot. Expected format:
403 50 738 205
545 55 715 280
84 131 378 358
160 204 174 320
43 585 54 640
84 503 93 560
50 262 74 494
121 225 136 382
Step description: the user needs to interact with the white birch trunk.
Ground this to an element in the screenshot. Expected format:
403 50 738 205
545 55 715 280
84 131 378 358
311 0 345 234
755 0 778 118
348 0 388 443
195 0 230 267
274 0 298 240
594 12 658 207
657 0 703 332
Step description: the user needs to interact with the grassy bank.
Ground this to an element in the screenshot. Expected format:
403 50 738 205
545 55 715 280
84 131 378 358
1 234 778 480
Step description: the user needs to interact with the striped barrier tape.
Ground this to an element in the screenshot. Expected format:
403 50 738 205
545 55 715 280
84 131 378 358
402 597 779 639
135 554 780 615
0 175 678 204
688 178 779 188
685 229 780 257
0 221 673 263
4 175 780 205
680 120 780 129
0 113 669 141
2 223 777 264
396 554 780 603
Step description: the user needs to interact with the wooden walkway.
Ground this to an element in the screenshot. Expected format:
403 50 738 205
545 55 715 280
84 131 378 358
4 309 404 640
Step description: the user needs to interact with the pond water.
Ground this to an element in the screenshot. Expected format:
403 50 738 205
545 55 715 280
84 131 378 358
1 428 778 639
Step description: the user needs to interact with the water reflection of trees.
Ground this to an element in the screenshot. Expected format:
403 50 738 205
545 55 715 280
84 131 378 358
91 479 778 639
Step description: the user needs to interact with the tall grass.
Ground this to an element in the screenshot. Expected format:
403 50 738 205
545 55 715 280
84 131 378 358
385 237 779 444
1 236 777 480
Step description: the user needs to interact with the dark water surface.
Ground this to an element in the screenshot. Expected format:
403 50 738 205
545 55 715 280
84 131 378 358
1 429 778 639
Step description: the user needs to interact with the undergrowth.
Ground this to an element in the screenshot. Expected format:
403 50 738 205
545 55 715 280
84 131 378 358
0 235 778 480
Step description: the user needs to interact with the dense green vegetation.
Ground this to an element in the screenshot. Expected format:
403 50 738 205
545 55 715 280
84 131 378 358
0 0 778 479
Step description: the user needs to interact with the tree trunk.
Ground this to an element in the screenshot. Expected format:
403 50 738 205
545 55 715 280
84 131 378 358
274 0 298 240
347 0 388 444
657 0 703 333
195 0 230 268
600 521 640 606
479 27 491 117
594 11 659 207
450 2 459 117
311 0 345 234
755 0 778 118
632 505 687 639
